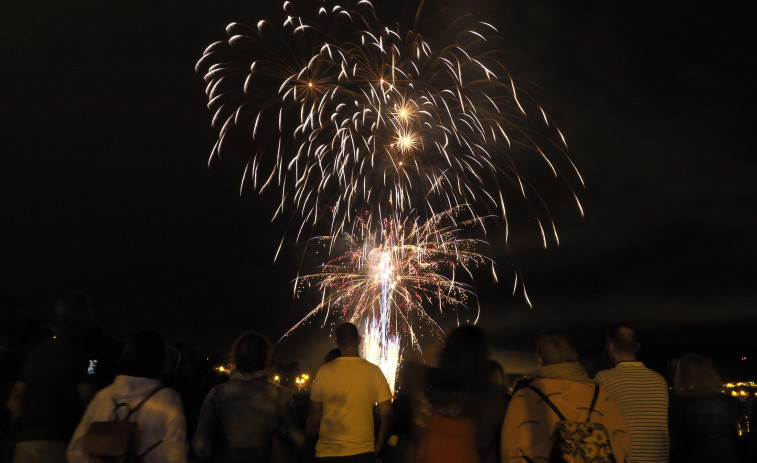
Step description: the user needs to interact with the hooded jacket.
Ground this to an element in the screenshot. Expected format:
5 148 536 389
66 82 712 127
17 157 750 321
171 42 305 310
501 362 631 463
67 375 188 463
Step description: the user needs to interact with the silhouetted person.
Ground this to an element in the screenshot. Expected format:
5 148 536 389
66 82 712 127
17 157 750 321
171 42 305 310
323 348 341 363
501 329 630 463
390 360 430 461
412 325 506 463
306 322 392 462
6 292 95 463
669 353 742 463
68 330 188 462
595 324 669 463
193 330 304 462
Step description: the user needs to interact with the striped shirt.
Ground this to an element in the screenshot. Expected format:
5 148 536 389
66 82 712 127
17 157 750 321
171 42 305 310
595 362 670 463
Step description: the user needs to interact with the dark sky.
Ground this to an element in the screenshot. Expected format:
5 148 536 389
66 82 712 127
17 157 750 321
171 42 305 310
1 0 755 373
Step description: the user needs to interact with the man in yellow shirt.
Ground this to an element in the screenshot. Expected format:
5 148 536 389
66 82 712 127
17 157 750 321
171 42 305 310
306 323 393 462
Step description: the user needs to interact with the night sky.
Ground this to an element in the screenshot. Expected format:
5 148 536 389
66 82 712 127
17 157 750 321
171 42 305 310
2 0 755 374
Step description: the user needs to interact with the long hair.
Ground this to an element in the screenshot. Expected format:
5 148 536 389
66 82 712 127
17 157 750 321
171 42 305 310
674 353 723 398
229 331 273 373
425 325 490 414
438 324 490 380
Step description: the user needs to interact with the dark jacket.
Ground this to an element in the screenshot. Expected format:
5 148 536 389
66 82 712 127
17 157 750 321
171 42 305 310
192 375 304 462
670 394 743 463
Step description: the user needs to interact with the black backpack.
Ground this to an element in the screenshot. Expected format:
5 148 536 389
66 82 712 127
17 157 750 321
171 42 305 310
525 384 617 463
81 386 165 463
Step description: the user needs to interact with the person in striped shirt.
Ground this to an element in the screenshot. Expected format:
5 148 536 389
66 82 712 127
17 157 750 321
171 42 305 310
595 324 670 463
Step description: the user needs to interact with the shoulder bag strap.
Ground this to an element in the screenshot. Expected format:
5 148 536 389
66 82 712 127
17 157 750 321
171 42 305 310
129 386 167 457
127 385 166 419
528 385 566 421
586 384 600 422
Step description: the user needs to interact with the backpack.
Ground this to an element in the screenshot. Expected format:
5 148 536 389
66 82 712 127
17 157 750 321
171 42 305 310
527 384 616 463
81 386 165 463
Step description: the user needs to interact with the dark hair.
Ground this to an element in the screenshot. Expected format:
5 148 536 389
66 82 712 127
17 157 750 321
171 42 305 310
324 348 342 363
54 292 91 331
425 325 490 414
483 359 510 389
119 331 165 379
607 324 639 356
229 331 273 373
335 322 359 348
439 325 489 379
537 329 578 365
674 353 723 397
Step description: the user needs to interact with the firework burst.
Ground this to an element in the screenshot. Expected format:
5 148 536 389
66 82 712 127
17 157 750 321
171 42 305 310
286 207 489 345
198 0 583 383
196 0 583 250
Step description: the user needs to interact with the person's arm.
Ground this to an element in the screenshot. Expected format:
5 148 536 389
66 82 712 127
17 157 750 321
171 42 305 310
67 390 108 463
6 381 26 423
305 400 323 445
283 394 306 453
159 390 188 463
501 391 532 463
374 399 392 455
192 388 219 462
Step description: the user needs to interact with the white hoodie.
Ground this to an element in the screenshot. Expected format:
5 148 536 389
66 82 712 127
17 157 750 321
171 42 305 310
67 375 188 463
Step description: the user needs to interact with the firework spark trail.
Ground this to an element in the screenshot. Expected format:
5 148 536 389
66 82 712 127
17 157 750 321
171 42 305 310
285 207 490 346
362 318 401 392
196 0 583 248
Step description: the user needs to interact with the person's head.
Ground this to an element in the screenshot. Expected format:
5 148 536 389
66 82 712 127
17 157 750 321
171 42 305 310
673 353 723 397
229 331 273 373
536 329 578 366
324 348 342 363
119 331 165 379
335 322 360 350
163 346 182 375
438 325 489 378
483 359 510 389
606 324 639 363
53 292 91 333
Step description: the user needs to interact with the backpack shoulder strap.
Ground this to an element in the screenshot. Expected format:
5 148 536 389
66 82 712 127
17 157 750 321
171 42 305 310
111 399 131 421
585 384 600 422
528 385 566 421
127 385 165 419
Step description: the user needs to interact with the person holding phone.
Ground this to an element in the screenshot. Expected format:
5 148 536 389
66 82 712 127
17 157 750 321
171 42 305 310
6 292 96 463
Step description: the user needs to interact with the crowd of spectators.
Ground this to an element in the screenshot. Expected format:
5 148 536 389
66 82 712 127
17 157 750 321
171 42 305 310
1 291 754 463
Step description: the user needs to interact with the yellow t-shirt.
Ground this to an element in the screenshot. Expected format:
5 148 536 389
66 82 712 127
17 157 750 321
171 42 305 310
310 356 392 457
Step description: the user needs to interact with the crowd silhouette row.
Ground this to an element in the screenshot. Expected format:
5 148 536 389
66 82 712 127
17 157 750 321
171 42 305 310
0 292 753 462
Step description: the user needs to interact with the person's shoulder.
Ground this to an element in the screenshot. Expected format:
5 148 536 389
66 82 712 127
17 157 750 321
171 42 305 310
532 377 587 390
157 384 183 400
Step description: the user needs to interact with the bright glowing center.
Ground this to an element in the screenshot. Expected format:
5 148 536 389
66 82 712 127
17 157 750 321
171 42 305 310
400 135 414 150
377 251 393 282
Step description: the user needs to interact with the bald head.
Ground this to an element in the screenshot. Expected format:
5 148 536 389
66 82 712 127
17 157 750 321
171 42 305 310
607 324 639 363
